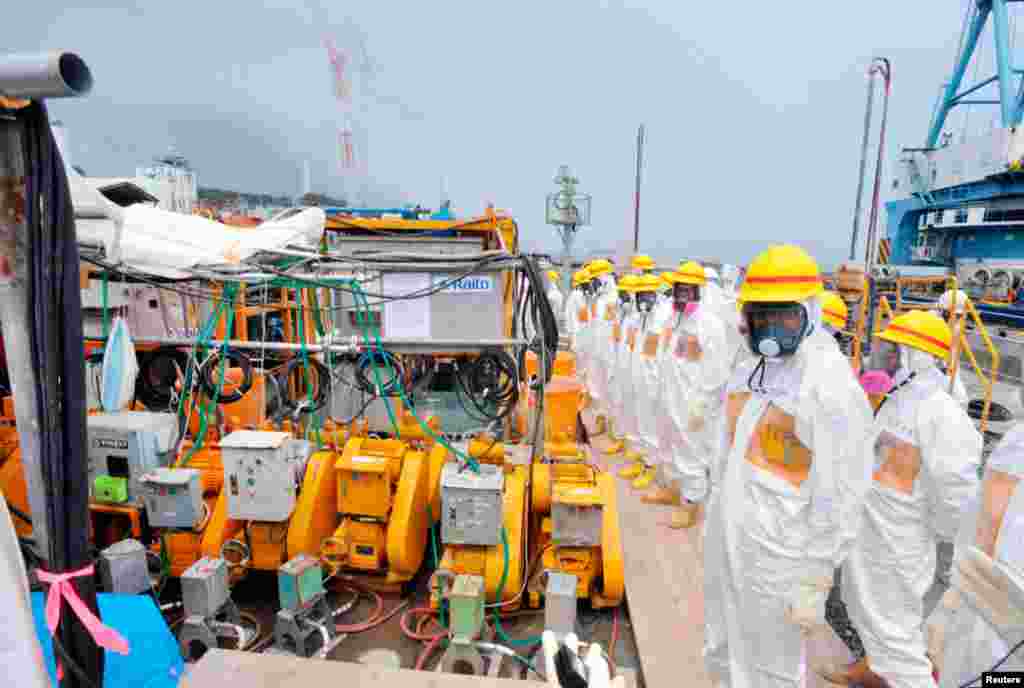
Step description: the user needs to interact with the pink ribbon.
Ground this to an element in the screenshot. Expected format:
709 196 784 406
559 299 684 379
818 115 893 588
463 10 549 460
36 564 130 680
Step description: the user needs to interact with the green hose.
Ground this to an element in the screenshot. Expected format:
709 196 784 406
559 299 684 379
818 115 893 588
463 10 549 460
492 527 540 647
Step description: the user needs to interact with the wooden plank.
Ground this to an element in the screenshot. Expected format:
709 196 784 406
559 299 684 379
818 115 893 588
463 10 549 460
588 422 852 688
182 650 524 688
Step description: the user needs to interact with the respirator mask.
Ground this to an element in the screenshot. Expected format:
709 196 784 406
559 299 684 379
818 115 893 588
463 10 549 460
859 338 902 395
742 302 810 358
673 283 701 316
636 290 658 314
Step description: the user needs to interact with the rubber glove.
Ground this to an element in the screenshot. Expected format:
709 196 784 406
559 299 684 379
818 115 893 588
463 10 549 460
784 577 833 634
955 546 1024 646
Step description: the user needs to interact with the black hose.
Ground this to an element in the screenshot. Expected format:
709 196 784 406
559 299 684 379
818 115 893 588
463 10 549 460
135 347 189 410
199 348 254 404
354 350 404 397
275 356 330 415
455 349 519 422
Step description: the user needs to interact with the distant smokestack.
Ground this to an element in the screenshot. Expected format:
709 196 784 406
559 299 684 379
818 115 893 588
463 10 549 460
301 160 312 197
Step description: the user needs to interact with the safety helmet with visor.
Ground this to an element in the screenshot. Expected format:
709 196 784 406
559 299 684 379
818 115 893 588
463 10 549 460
633 275 661 313
667 261 707 316
738 245 824 358
863 310 952 395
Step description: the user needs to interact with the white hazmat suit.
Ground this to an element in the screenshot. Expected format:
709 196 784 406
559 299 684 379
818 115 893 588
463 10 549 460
659 297 732 505
843 353 981 688
586 273 619 422
927 424 1024 686
709 299 875 687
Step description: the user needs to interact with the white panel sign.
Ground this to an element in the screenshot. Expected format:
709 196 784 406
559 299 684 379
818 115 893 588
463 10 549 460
383 272 431 338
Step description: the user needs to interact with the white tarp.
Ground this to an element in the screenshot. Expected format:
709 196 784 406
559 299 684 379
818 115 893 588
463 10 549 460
72 184 325 278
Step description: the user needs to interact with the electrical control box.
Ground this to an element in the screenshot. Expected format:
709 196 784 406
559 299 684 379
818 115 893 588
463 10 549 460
98 539 151 595
544 572 578 637
181 557 230 618
87 412 179 506
220 431 303 522
440 462 503 546
278 555 325 613
139 468 203 529
552 484 604 548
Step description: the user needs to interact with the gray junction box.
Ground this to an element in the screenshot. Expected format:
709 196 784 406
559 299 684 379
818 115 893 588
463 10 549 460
139 468 203 529
98 539 151 595
87 412 179 506
440 462 504 546
181 557 231 618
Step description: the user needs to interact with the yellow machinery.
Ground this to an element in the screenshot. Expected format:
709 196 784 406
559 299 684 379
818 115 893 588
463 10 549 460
528 378 624 609
287 434 444 591
428 438 529 609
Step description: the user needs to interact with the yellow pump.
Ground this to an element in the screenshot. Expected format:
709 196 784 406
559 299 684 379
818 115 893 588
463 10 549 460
428 439 529 609
288 436 443 591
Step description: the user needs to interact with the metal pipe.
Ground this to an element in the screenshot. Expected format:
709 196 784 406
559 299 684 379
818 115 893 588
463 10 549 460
0 52 93 99
633 124 645 253
82 335 526 352
864 58 892 273
849 65 878 261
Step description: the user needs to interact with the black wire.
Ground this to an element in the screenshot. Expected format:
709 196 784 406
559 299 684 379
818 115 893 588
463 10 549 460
354 350 405 397
958 636 1024 687
52 635 100 688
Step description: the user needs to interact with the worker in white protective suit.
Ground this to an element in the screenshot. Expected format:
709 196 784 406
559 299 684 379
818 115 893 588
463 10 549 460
584 259 617 436
605 276 639 456
707 245 875 688
820 309 981 688
619 274 663 486
924 423 1024 686
633 271 690 497
565 267 592 379
721 263 742 297
643 262 734 531
565 268 589 353
546 269 565 328
936 288 970 407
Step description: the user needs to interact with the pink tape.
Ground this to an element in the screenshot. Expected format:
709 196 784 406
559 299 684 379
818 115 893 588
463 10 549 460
36 564 130 679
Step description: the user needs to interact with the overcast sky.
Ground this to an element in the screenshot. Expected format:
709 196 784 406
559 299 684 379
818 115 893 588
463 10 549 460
10 1 1005 268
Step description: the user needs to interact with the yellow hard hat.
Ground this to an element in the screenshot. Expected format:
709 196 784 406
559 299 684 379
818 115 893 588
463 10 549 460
572 268 591 287
667 261 707 286
588 258 614 277
618 274 640 292
820 291 848 330
877 309 952 361
659 272 675 289
631 254 655 270
738 245 823 303
547 270 560 282
634 274 661 293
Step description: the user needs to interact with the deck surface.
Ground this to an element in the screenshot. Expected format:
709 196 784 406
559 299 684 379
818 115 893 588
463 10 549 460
181 649 525 687
585 412 853 688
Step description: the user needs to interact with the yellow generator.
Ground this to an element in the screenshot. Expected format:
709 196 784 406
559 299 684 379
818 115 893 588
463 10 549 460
288 436 442 591
428 438 529 609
